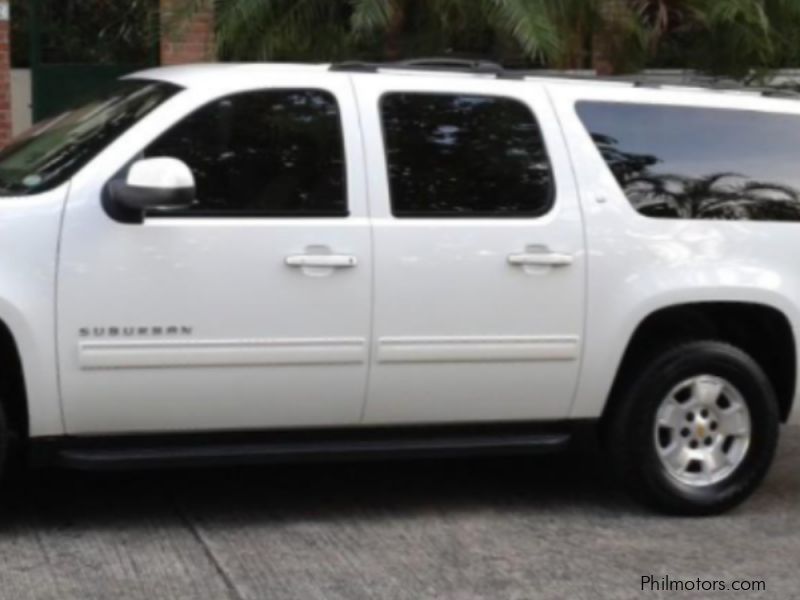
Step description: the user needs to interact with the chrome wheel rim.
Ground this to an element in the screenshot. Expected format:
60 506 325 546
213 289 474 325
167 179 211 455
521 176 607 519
654 375 751 487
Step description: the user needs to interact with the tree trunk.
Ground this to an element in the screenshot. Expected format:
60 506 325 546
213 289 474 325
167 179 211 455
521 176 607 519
593 0 627 75
384 1 406 61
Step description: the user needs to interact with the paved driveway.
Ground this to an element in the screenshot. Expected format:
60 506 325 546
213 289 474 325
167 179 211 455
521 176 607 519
0 426 797 600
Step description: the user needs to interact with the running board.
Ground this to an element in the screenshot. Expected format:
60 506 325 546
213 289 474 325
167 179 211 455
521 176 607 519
32 424 577 471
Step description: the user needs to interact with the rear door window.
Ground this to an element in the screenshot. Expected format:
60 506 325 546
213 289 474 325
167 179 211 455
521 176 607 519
380 93 554 218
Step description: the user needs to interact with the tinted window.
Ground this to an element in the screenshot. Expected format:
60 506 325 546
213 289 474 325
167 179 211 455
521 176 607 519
577 101 800 221
0 80 178 196
145 89 347 216
381 93 553 217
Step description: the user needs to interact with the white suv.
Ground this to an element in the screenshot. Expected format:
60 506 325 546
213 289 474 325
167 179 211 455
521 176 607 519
0 60 796 514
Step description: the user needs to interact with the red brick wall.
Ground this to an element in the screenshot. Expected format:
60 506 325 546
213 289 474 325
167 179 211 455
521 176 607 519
0 9 11 148
160 0 215 65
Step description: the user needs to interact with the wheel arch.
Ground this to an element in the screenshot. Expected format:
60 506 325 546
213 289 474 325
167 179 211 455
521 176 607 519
601 301 797 424
0 317 29 439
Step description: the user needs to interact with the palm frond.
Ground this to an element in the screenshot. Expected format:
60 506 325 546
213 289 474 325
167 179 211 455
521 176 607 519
485 0 561 63
214 0 351 61
350 0 394 36
157 0 800 79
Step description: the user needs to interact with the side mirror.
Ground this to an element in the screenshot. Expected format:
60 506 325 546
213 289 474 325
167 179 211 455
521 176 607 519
104 157 195 224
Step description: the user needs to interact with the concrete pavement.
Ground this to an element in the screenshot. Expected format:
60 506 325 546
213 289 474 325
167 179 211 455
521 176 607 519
0 426 797 599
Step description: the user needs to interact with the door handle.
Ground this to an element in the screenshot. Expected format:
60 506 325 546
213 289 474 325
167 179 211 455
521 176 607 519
507 252 574 267
285 254 358 268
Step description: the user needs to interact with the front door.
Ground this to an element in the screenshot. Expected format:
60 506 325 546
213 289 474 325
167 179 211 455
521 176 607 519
58 74 372 434
355 75 586 424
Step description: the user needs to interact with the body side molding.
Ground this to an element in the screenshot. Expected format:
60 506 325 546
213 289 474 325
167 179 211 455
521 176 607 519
78 337 368 369
377 335 580 364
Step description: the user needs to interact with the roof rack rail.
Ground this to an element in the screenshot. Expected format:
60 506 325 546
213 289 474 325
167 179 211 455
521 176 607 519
328 60 800 100
399 58 503 73
330 58 503 75
761 88 800 99
329 61 379 73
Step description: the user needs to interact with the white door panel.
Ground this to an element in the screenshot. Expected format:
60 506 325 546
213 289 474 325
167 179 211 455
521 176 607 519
354 75 586 424
58 75 371 434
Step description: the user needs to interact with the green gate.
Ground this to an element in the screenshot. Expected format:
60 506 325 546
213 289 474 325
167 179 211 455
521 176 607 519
29 0 159 122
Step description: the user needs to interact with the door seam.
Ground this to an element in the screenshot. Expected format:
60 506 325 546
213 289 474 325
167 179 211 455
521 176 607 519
345 74 377 424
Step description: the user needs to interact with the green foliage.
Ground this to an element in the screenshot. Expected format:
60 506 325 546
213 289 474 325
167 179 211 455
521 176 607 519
13 0 158 67
178 0 800 76
15 0 800 77
636 0 800 77
167 0 596 65
216 1 352 61
484 0 562 63
10 1 29 67
682 0 777 78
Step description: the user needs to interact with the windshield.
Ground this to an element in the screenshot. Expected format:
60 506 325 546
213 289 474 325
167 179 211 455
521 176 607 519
0 79 181 196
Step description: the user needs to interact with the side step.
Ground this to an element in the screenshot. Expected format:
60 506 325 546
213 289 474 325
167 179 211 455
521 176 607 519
34 423 577 471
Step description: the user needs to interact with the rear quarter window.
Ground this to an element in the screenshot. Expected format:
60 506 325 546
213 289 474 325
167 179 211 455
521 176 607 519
576 101 800 221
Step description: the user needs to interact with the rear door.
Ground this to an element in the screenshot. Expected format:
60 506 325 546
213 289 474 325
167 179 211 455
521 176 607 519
354 74 586 424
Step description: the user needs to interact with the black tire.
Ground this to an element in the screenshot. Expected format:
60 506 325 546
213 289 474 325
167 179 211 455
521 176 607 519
606 340 780 515
0 400 7 485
